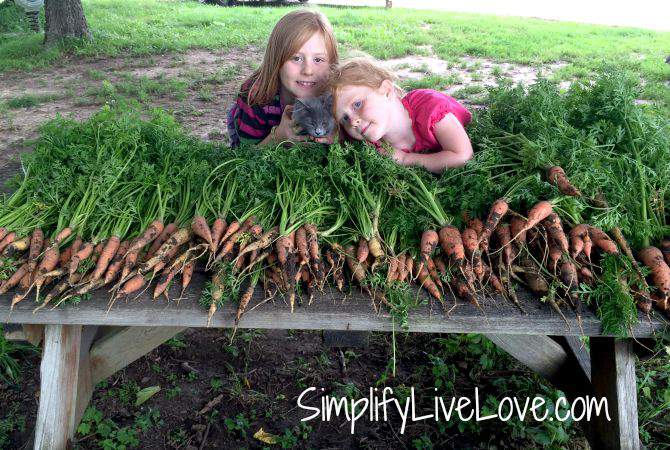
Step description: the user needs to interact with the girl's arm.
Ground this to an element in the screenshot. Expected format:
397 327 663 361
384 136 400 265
394 113 473 174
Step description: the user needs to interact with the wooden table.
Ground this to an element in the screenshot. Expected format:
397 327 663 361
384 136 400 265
2 272 667 450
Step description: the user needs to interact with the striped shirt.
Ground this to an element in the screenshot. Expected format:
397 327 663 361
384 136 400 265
227 78 284 147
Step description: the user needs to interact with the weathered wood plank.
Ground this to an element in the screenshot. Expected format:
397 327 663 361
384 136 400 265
590 337 641 450
1 273 664 336
73 326 100 431
89 326 186 384
485 334 568 381
21 324 44 346
34 325 82 450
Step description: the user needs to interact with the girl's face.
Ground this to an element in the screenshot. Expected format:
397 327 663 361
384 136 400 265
279 32 330 102
334 81 393 143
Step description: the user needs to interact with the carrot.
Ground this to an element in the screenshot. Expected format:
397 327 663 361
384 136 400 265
70 236 83 258
218 220 240 247
479 199 509 249
368 234 384 259
118 274 146 297
405 255 415 282
559 257 579 291
147 228 192 268
569 224 588 258
542 213 568 254
582 232 593 261
416 263 442 301
210 218 227 252
51 227 73 248
235 281 257 325
179 261 195 299
588 226 618 254
439 225 465 267
191 215 214 251
548 242 562 274
386 256 399 285
27 228 44 273
638 247 670 298
121 249 140 282
452 278 479 309
92 236 121 281
426 256 443 289
237 226 278 259
356 238 369 263
494 223 513 266
126 220 164 255
521 201 553 233
420 230 439 260
0 263 29 294
153 268 176 300
37 245 60 276
579 267 595 286
397 253 407 282
509 216 527 247
103 240 130 285
0 232 16 254
296 227 309 266
0 227 6 242
467 218 484 238
146 222 177 259
304 224 320 260
462 228 484 280
36 277 70 311
547 166 581 197
69 243 94 275
4 235 30 257
345 245 367 285
276 235 292 266
434 256 448 279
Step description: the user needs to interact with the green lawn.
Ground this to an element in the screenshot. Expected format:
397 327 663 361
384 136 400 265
1 0 669 108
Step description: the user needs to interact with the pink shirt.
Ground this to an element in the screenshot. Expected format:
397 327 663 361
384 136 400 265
400 89 472 153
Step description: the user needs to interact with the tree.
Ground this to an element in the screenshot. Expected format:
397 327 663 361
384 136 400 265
44 0 91 46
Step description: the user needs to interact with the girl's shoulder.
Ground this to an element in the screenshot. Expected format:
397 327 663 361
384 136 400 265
402 89 471 128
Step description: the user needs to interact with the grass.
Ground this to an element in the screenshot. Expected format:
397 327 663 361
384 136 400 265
400 73 462 91
0 0 668 109
3 93 62 109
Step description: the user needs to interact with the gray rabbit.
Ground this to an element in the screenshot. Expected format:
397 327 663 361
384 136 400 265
292 92 336 139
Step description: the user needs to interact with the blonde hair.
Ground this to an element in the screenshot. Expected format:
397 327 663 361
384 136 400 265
247 9 339 106
329 58 405 103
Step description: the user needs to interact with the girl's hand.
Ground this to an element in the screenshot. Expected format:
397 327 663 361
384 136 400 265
312 133 336 145
390 148 410 165
274 105 308 142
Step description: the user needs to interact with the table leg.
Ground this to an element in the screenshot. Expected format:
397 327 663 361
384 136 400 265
589 337 640 450
33 324 82 450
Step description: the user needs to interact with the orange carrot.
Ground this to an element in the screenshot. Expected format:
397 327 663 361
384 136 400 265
276 235 292 266
296 227 309 266
153 268 176 299
4 235 30 257
480 199 509 248
494 223 513 266
0 232 16 254
416 263 442 301
0 227 6 242
522 201 553 232
304 224 320 261
426 256 443 289
405 255 415 282
462 228 484 280
27 228 44 273
548 242 562 273
638 247 670 298
118 274 146 297
386 256 399 285
559 258 578 290
439 225 465 266
542 213 568 254
588 226 618 254
467 218 484 238
356 238 369 263
218 220 240 247
52 227 73 248
58 244 73 268
147 222 177 259
36 245 60 277
397 253 407 282
180 261 195 298
0 263 29 294
210 218 226 252
235 281 257 325
569 224 589 258
127 220 164 255
69 243 94 275
104 240 130 284
420 230 439 259
92 236 121 281
510 216 527 246
191 215 214 251
547 166 581 197
582 233 593 261
452 278 479 309
345 245 367 285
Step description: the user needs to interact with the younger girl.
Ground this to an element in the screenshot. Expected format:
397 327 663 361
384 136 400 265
227 9 338 147
330 58 473 174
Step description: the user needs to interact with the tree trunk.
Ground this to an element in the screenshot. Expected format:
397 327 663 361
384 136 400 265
44 0 91 46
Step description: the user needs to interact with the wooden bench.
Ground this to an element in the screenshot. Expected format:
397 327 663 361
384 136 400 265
2 271 667 449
